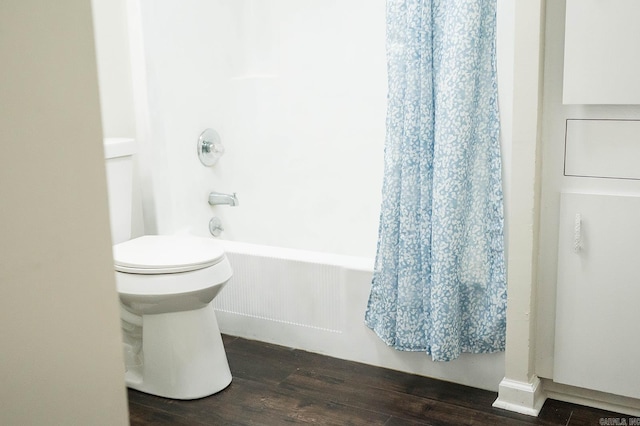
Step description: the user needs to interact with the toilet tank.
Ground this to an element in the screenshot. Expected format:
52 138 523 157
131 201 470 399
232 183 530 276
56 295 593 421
104 138 136 244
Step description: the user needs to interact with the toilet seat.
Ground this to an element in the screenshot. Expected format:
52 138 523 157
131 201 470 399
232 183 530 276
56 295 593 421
114 235 232 298
113 235 225 274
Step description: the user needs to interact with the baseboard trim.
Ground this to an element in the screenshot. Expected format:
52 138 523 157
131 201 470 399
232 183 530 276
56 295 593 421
493 376 546 416
543 379 640 417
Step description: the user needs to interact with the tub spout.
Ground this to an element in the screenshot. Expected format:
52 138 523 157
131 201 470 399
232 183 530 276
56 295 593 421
208 191 239 206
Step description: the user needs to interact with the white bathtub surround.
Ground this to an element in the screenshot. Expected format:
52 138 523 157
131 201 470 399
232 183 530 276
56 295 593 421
125 0 386 257
214 240 505 392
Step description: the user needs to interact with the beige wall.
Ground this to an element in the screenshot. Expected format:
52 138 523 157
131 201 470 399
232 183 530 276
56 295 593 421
0 0 129 424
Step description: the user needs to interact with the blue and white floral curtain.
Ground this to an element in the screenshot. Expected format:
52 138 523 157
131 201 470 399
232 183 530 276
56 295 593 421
365 0 507 362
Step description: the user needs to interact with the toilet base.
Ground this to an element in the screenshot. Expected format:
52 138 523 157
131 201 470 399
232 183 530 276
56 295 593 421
123 303 232 399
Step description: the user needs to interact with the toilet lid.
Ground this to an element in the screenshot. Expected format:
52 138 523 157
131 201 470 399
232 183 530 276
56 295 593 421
113 235 225 274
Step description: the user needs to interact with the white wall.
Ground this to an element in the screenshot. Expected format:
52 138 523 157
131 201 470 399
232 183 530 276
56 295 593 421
92 0 146 239
497 0 515 245
92 0 136 138
0 0 129 424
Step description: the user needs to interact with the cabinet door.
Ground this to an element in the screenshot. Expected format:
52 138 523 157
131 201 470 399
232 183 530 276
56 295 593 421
563 0 640 104
554 193 640 399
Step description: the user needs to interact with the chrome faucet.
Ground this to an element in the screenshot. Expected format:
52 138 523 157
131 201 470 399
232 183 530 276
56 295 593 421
208 191 239 206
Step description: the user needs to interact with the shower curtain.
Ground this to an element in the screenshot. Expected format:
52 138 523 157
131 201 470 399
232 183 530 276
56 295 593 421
365 0 506 362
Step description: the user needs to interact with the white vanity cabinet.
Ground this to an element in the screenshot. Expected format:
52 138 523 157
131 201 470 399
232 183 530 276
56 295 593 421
554 192 640 399
536 0 640 407
563 0 640 104
551 0 640 398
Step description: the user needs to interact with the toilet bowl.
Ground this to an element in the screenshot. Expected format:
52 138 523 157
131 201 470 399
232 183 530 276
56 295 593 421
114 235 233 399
104 138 233 399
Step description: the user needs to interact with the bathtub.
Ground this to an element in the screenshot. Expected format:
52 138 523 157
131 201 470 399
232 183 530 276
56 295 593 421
213 240 505 392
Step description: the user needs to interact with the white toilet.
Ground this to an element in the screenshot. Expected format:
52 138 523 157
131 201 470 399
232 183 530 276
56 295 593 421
104 138 233 400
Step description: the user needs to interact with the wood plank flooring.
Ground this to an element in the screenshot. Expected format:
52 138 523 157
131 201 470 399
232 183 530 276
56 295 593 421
128 335 627 425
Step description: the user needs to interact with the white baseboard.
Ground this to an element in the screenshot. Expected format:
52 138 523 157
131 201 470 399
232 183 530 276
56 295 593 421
492 376 546 416
543 379 640 417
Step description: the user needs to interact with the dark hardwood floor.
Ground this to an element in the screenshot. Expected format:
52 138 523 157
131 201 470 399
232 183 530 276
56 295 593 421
128 335 627 425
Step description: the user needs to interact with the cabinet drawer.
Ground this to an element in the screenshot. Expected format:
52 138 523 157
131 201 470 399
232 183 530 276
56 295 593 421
564 119 640 180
